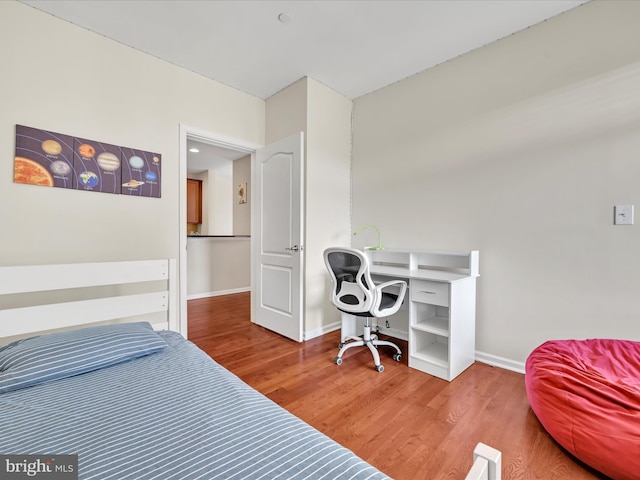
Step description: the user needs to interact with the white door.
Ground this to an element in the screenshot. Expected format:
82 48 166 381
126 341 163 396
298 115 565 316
253 132 304 342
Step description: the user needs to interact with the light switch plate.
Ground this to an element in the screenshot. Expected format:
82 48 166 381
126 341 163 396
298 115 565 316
614 205 634 225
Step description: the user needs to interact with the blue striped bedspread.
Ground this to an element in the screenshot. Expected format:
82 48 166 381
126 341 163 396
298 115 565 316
0 331 390 479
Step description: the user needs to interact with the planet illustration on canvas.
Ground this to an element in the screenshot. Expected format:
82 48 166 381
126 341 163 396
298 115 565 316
14 157 54 186
129 155 144 169
78 143 95 158
50 160 71 176
122 179 144 188
145 171 157 181
79 171 99 187
41 139 62 156
153 156 160 163
96 152 120 171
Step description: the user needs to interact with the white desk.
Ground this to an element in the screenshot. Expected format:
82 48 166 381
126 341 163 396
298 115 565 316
364 249 479 381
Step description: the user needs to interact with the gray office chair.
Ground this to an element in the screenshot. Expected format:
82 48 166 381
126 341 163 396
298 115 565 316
324 247 407 372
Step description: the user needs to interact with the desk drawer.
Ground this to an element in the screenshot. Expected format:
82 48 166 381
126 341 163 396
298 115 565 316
411 279 449 307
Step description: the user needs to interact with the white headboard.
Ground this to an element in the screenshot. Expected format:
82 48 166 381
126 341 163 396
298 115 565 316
0 259 177 340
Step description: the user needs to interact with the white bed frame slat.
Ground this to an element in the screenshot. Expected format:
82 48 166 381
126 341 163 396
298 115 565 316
0 292 168 338
465 443 502 480
466 457 489 480
0 260 169 295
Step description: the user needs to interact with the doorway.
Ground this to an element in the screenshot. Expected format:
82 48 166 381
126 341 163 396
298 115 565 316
178 125 258 338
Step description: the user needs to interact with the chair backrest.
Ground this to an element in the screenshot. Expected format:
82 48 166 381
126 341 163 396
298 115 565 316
323 247 376 314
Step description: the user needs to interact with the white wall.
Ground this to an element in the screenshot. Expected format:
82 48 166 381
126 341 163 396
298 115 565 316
208 163 233 235
351 1 640 365
305 79 353 336
186 237 250 298
266 78 353 338
0 3 263 279
266 79 308 143
233 155 251 235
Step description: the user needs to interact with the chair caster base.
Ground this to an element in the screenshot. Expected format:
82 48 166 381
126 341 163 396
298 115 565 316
332 328 402 373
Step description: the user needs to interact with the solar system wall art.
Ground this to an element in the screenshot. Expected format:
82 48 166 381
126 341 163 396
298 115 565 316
14 125 161 198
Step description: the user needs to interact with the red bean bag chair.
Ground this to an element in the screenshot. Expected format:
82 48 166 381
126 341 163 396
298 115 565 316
525 339 640 480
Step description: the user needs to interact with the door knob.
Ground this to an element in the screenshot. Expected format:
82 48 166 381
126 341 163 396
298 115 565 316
285 245 303 252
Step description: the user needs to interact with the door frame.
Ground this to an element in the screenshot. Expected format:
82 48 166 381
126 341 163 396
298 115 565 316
178 124 260 338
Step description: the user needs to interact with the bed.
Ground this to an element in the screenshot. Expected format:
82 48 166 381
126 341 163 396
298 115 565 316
526 339 640 480
0 259 501 480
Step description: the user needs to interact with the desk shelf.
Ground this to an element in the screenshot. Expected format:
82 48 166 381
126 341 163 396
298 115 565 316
412 342 449 367
413 315 449 337
413 301 449 337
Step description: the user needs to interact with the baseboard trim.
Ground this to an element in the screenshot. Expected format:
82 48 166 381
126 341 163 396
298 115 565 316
189 294 526 374
308 325 525 375
304 322 340 341
475 351 525 374
187 287 250 301
305 322 410 342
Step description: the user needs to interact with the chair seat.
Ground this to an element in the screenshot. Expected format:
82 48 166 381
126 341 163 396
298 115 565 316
339 293 398 317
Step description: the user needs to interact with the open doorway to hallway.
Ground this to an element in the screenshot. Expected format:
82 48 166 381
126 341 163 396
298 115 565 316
179 127 257 338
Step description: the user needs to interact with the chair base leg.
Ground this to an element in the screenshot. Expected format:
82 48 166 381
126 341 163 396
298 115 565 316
371 339 401 355
334 322 402 372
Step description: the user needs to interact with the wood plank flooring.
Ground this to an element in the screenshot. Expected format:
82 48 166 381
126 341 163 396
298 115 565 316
188 292 608 480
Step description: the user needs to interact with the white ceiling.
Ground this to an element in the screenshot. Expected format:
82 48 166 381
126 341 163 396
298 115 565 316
20 0 588 101
20 0 588 170
186 140 248 174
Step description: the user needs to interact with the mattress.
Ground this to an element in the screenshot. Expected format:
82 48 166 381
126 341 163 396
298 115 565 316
0 329 389 480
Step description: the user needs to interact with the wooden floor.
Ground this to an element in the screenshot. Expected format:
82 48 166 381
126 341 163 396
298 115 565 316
188 292 607 480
